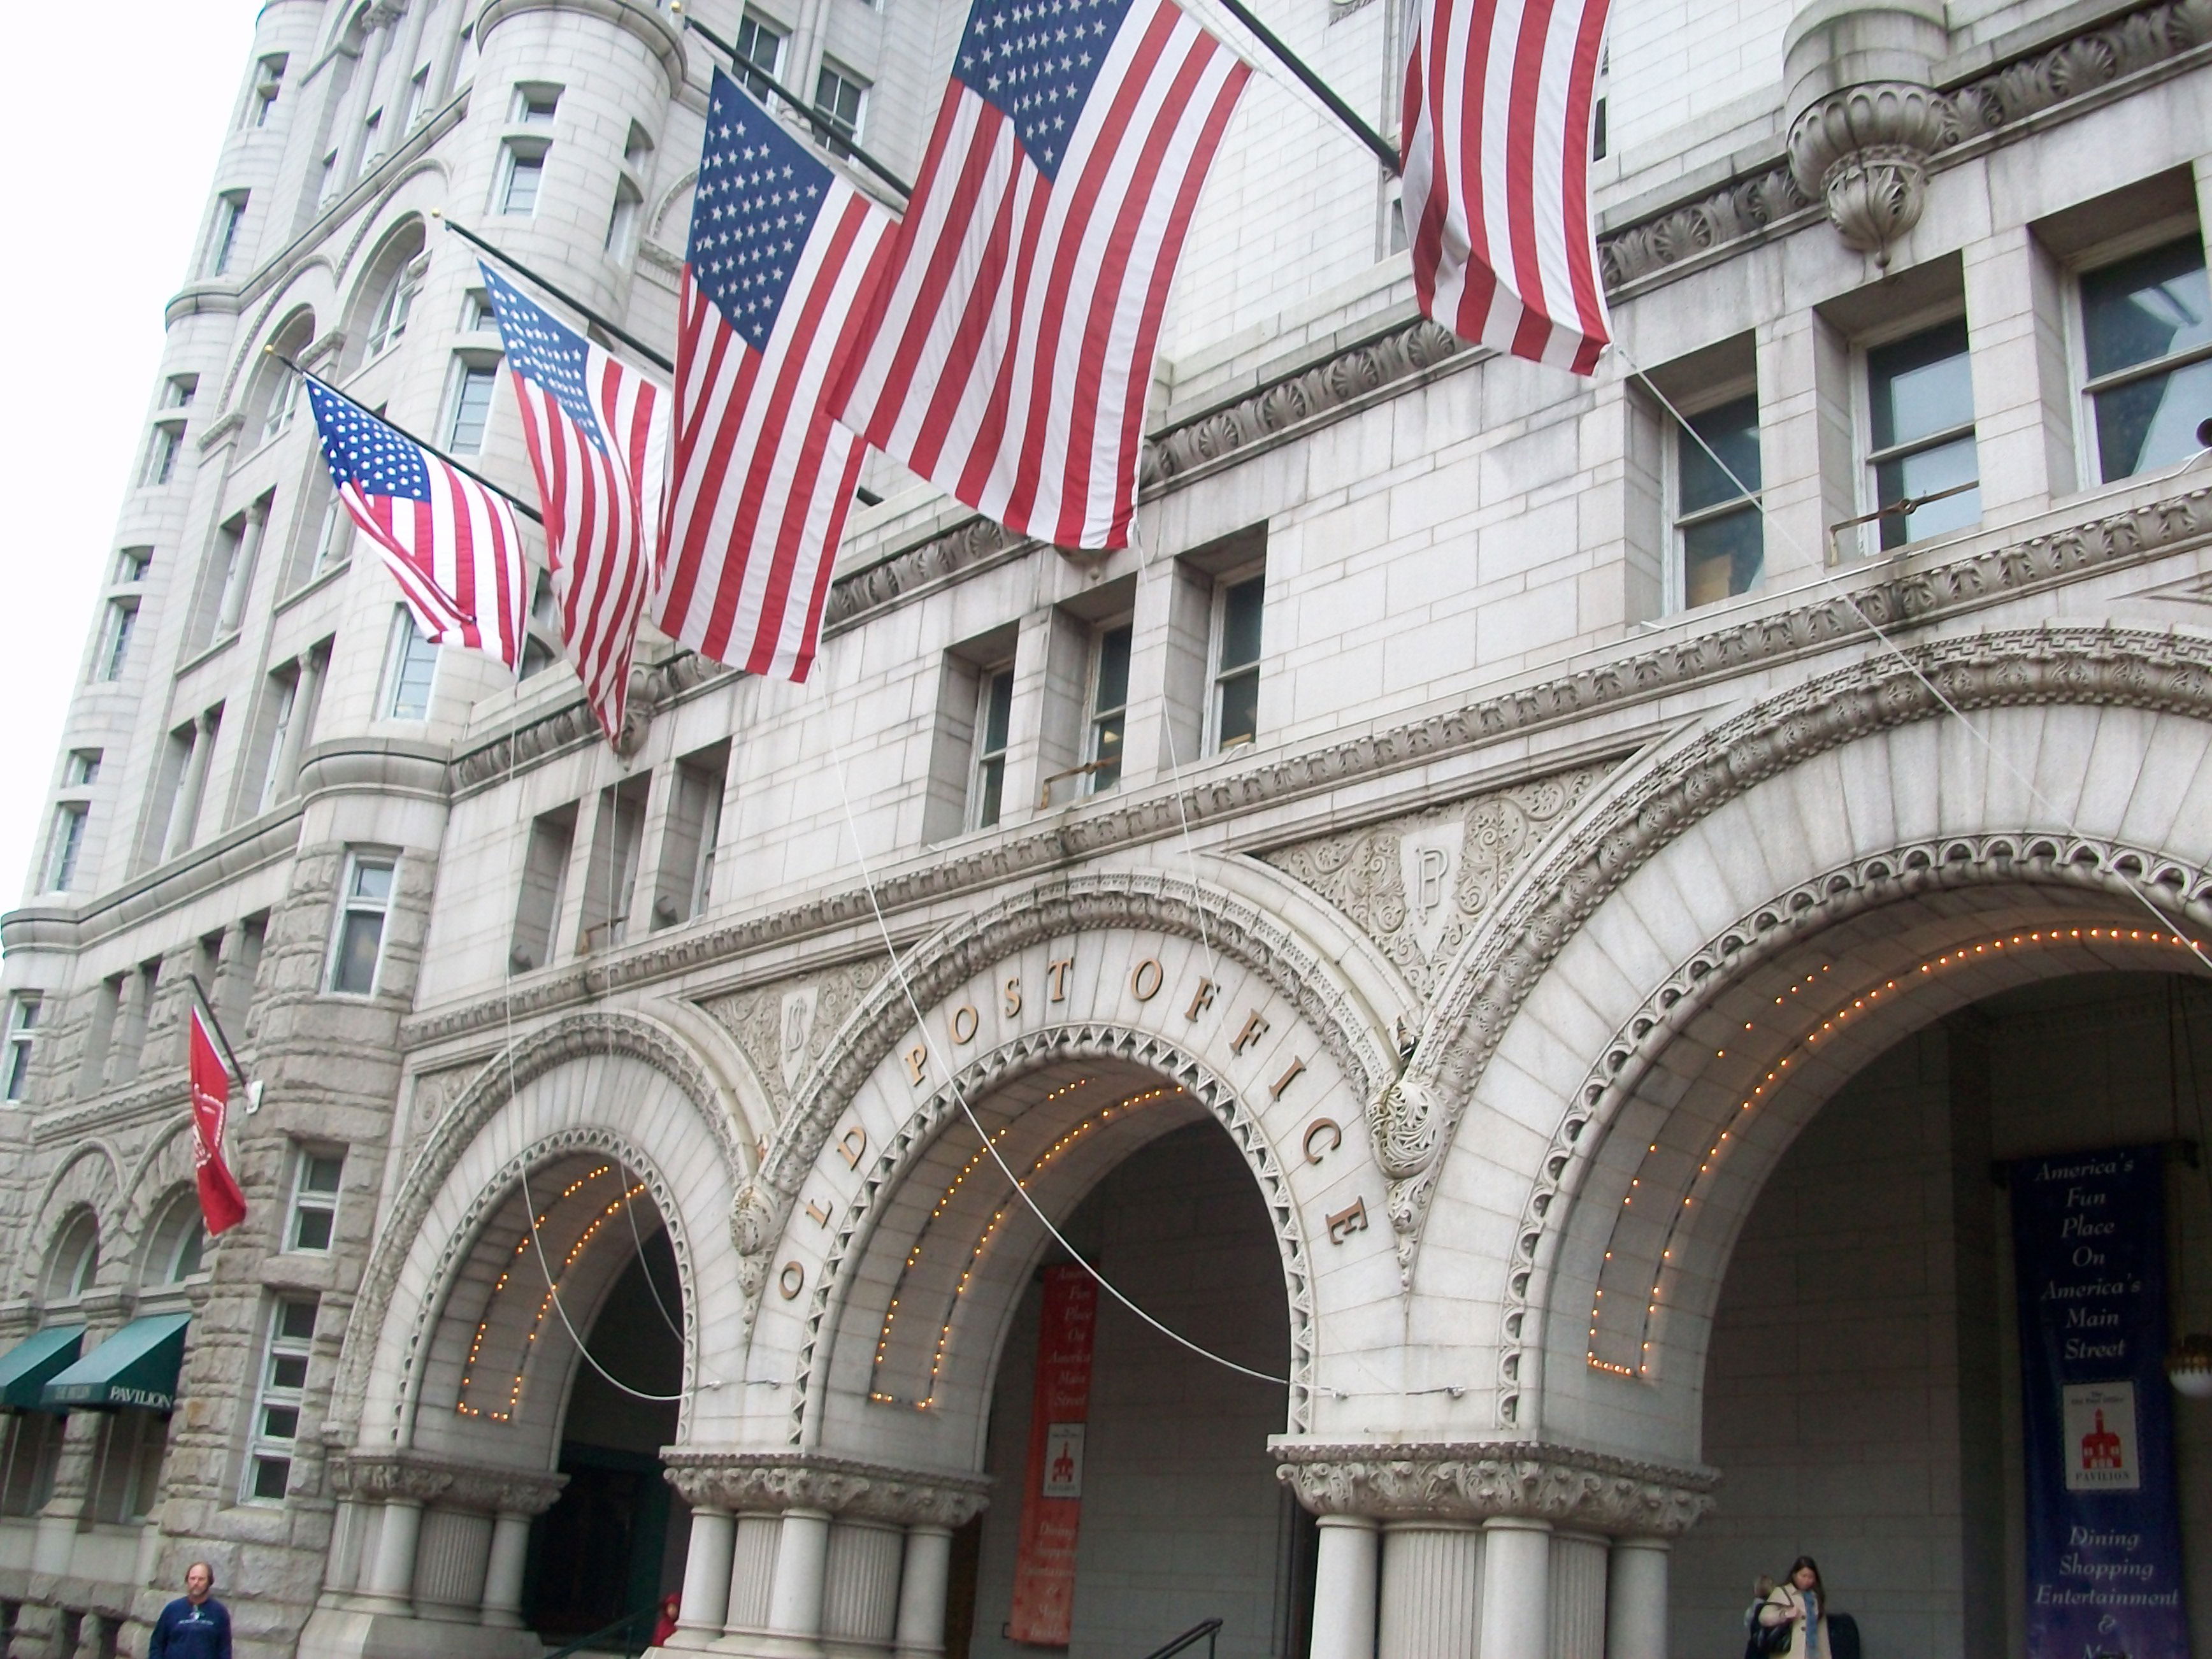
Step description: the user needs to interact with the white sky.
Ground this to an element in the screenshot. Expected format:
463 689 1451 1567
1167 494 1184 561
0 1 254 903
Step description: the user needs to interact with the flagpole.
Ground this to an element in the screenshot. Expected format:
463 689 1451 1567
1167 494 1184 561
436 215 677 372
270 352 547 525
672 7 916 200
186 974 264 1112
1207 0 1402 174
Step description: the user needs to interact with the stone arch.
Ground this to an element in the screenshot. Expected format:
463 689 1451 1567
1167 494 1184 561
329 161 454 284
789 1023 1320 1457
338 211 429 368
1391 623 2212 1240
1415 670 2212 1453
117 1119 199 1282
331 1010 740 1443
21 1142 121 1295
218 269 333 411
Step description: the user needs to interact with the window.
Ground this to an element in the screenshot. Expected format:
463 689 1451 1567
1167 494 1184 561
403 66 429 130
287 1149 343 1251
111 960 160 1088
87 1411 167 1526
2080 236 2212 482
813 62 868 156
145 1191 206 1284
461 288 494 334
0 1412 63 1518
1088 622 1132 793
366 260 420 356
970 666 1014 830
511 805 577 971
1210 573 1264 751
446 360 498 452
64 749 101 787
4 996 39 1102
519 570 561 679
652 743 728 928
1672 394 1763 607
115 546 153 583
45 804 87 892
243 1297 317 1501
162 375 198 409
1865 319 1979 549
578 776 649 951
95 598 138 680
1591 43 1609 162
317 150 340 205
306 496 350 582
250 54 285 127
44 1210 99 1302
605 178 642 258
141 422 183 487
498 142 546 215
79 976 121 1095
733 11 786 99
358 108 384 175
254 663 302 814
262 372 300 443
383 608 439 719
327 854 395 995
208 191 248 276
623 122 654 173
512 84 561 125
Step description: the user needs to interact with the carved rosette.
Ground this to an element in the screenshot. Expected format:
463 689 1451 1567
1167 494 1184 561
1785 82 1949 264
660 1450 991 1528
331 1453 566 1515
1274 1441 1718 1537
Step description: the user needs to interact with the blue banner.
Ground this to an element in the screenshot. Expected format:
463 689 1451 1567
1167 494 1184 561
2011 1146 2190 1659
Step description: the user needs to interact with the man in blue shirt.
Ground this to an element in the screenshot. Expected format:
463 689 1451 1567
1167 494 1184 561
148 1562 231 1659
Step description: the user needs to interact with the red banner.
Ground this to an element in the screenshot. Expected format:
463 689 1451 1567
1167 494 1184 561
1007 1265 1098 1645
189 1007 248 1235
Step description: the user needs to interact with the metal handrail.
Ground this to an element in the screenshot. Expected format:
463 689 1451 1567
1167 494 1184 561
542 1604 661 1659
1137 1616 1223 1659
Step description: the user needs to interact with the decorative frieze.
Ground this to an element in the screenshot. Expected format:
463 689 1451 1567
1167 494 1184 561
660 1449 990 1527
329 1453 566 1516
1274 1440 1717 1535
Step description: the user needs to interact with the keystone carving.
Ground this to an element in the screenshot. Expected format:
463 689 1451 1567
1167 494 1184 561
1786 82 1949 264
660 1450 991 1528
1274 1440 1718 1535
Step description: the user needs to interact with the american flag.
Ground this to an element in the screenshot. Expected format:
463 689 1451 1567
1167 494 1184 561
833 0 1249 550
650 70 896 683
1401 0 1613 373
304 376 528 668
481 264 667 740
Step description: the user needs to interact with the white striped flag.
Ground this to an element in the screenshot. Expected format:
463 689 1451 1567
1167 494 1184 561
303 376 528 668
650 70 897 683
833 0 1249 550
1400 0 1612 373
481 265 668 741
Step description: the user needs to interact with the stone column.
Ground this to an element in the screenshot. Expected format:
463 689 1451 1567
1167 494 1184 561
1549 1529 1610 1659
324 1497 366 1593
892 1525 954 1659
480 1511 536 1627
674 1507 735 1635
363 1498 423 1611
1308 1515 1380 1659
1377 1521 1481 1659
822 1518 905 1649
728 1512 784 1635
766 1509 832 1648
1606 1538 1671 1659
1478 1518 1551 1659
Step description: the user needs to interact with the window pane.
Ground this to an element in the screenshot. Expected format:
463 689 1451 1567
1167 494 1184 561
449 367 496 452
390 624 438 718
331 911 384 995
261 1405 299 1440
2083 238 2212 381
278 1300 319 1340
251 1458 291 1500
1094 625 1132 715
1217 668 1260 749
2094 355 2212 482
350 861 393 902
1679 395 1761 511
303 1154 345 1193
1221 575 1264 671
1090 715 1124 791
1682 505 1764 608
1875 433 1981 548
977 756 1005 829
170 1226 204 1280
292 1206 334 1251
503 152 543 214
270 1353 309 1390
981 670 1013 754
1869 320 1974 450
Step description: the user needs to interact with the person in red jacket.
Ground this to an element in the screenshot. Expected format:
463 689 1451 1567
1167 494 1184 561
650 1593 681 1646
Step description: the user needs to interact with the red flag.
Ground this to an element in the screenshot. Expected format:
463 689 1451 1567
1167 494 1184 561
1007 1267 1099 1642
189 1007 247 1236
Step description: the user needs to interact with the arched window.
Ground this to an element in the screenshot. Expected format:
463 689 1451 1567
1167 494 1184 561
255 310 317 445
358 220 429 359
143 1190 208 1285
42 1209 99 1303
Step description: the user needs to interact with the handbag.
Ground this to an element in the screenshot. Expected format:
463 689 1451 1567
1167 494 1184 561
1751 1608 1794 1655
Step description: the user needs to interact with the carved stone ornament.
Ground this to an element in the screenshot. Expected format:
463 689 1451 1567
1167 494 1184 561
330 1453 568 1517
698 956 889 1121
1786 82 1949 264
1274 1440 1718 1535
659 1449 991 1528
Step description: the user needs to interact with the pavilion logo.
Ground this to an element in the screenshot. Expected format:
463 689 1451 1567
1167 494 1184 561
2062 1382 2140 1491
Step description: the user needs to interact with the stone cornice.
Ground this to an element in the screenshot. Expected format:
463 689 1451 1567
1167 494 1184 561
1272 1440 1718 1533
659 1449 990 1526
332 1451 568 1516
405 482 2212 1047
479 0 688 95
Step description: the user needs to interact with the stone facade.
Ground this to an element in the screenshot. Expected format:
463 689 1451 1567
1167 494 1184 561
3 0 2212 1655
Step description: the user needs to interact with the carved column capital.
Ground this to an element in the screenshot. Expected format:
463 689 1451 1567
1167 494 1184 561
1272 1440 1718 1537
661 1449 991 1528
331 1453 567 1516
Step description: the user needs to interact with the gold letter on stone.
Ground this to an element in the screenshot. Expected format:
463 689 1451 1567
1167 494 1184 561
838 1126 868 1169
779 1262 806 1299
1326 1196 1369 1246
1047 956 1075 1002
1130 958 1163 1002
805 1198 831 1228
1003 977 1023 1017
1302 1117 1342 1165
1230 1010 1271 1055
1270 1057 1307 1100
905 1043 928 1086
950 1004 980 1045
1186 979 1217 1021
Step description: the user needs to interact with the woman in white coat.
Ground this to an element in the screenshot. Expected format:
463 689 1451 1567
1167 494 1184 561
1756 1556 1831 1657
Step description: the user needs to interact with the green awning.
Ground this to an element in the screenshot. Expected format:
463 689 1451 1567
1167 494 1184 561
40 1314 189 1412
0 1327 83 1410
